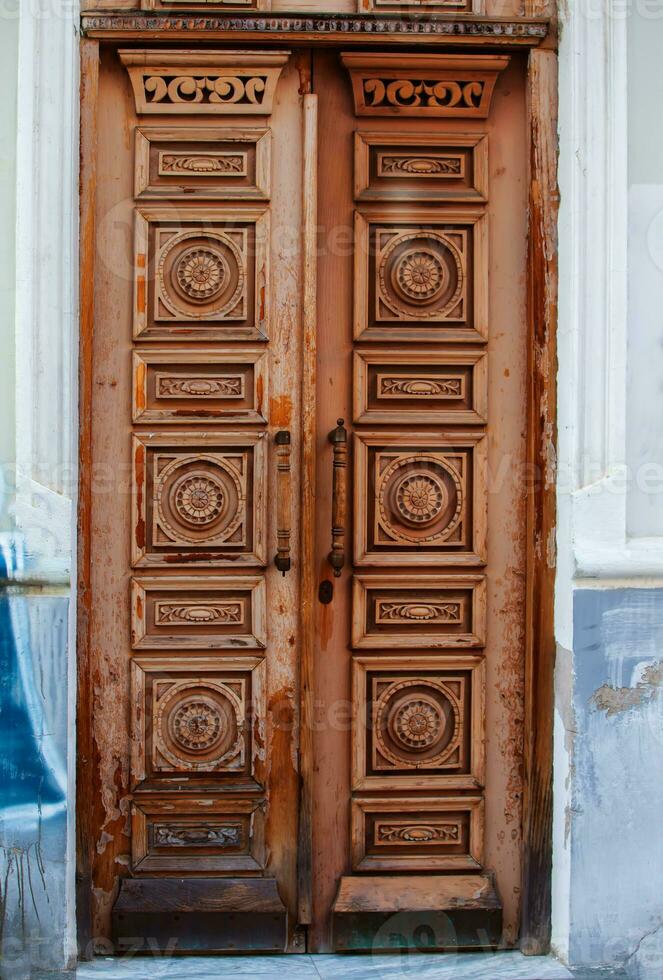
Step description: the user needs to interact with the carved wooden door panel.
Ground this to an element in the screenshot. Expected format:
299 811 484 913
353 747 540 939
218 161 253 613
86 47 306 954
312 51 528 952
83 43 528 956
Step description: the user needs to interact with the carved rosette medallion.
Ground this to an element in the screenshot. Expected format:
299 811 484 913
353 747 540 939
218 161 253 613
156 228 246 321
377 230 464 321
154 680 244 772
154 452 246 547
374 678 461 770
377 453 463 545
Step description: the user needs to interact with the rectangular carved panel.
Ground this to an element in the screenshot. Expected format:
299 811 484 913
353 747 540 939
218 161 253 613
353 349 487 425
143 0 270 9
132 432 267 568
131 575 266 650
354 210 487 343
135 128 271 201
352 574 485 650
131 656 265 791
341 53 509 119
133 207 269 341
354 132 487 204
352 656 485 791
354 431 487 567
351 797 483 872
132 798 266 873
133 349 268 424
120 50 288 116
358 0 470 9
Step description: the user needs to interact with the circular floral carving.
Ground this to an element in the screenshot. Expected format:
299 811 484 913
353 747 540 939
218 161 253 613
157 229 245 321
395 473 447 525
374 678 462 770
378 453 463 545
175 247 227 301
393 698 442 749
378 230 463 320
155 680 244 772
174 474 225 526
394 249 445 303
154 454 244 547
171 698 223 752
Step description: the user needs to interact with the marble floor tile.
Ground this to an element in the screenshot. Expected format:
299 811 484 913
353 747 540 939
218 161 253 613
75 952 573 980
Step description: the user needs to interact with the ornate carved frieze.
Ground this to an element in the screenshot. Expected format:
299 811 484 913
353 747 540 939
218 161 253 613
354 209 487 343
131 656 265 789
82 15 548 47
354 132 488 203
132 432 267 567
120 49 289 115
131 798 266 873
131 575 266 649
341 53 509 118
133 349 268 424
352 574 486 649
351 796 483 872
352 656 485 791
134 127 271 201
354 431 487 567
353 349 487 425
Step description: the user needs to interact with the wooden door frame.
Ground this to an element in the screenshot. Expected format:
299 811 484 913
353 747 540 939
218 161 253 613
76 14 558 958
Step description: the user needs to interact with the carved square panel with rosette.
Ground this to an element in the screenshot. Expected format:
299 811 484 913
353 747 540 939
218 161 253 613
354 431 487 567
351 796 484 873
134 128 271 201
131 656 265 791
132 432 267 568
132 349 268 425
134 208 269 341
354 210 487 343
353 349 487 425
354 132 487 204
352 656 485 791
131 576 266 651
352 574 486 650
132 798 265 874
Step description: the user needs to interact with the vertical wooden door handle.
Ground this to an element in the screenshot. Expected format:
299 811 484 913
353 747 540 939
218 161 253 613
328 419 348 578
275 430 292 574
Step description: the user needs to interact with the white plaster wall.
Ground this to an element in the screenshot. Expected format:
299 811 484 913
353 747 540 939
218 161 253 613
555 3 663 975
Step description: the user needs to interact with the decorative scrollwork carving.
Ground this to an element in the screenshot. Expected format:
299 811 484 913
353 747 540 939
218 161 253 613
157 375 244 398
376 822 460 843
144 74 269 109
379 377 462 397
156 602 243 625
154 823 243 848
376 601 462 623
160 153 246 176
379 155 463 177
364 78 485 112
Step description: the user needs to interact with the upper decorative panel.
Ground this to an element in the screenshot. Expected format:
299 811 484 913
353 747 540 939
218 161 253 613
341 53 509 119
132 431 267 568
354 132 487 204
141 0 270 10
354 209 487 343
135 128 271 201
120 50 289 116
133 207 269 341
358 0 470 9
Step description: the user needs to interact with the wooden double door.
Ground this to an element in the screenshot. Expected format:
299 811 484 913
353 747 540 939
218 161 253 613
83 43 528 954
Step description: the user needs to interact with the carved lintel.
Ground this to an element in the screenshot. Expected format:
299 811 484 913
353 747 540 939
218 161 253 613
82 15 548 48
341 52 510 118
120 49 290 116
